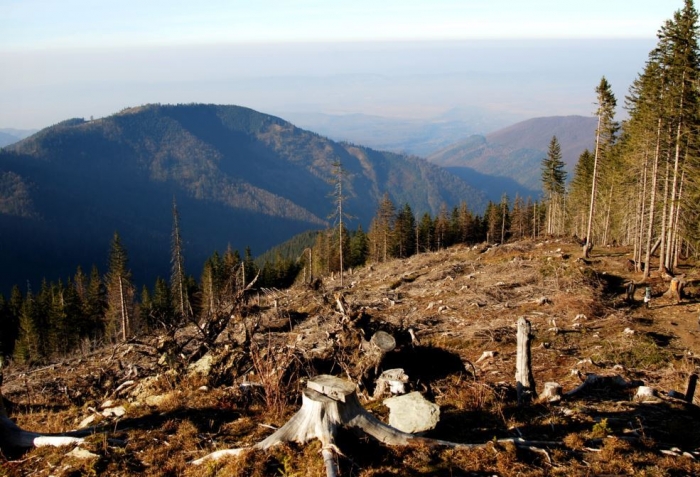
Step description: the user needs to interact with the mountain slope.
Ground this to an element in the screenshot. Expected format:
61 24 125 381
428 115 597 191
0 104 486 293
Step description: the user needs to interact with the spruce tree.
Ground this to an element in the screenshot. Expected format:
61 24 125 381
170 200 190 323
541 136 567 236
584 77 617 257
105 232 134 342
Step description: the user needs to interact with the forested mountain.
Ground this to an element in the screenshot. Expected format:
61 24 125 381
0 104 486 294
428 115 597 191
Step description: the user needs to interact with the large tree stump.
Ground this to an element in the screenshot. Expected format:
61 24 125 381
516 316 536 405
192 375 560 475
663 277 685 304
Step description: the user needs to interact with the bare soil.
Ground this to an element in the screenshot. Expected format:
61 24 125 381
2 238 700 476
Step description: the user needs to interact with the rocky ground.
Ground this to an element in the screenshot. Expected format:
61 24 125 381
2 238 700 476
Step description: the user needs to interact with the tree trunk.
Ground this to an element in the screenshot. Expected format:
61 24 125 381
642 118 662 281
515 317 535 405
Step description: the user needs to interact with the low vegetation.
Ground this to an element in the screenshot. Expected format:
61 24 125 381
1 238 699 476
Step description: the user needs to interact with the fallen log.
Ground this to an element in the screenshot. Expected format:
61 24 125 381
192 374 560 476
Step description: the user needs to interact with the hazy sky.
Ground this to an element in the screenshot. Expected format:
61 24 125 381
0 1 680 129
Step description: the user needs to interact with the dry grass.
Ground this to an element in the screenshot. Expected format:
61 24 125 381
3 238 700 476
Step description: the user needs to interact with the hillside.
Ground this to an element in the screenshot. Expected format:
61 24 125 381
2 239 700 476
428 115 598 191
0 104 486 294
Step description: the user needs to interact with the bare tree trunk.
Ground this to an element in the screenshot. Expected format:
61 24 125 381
119 276 128 341
643 119 662 281
584 113 603 257
516 317 535 405
658 147 671 273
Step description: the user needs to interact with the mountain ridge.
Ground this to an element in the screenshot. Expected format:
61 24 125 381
428 115 597 191
0 103 487 294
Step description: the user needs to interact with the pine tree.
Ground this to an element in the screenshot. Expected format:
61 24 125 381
105 232 134 342
584 77 618 257
416 212 434 253
348 225 369 268
541 136 567 236
170 199 190 323
393 204 416 258
370 193 396 262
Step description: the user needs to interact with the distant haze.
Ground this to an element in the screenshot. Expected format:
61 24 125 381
2 39 655 131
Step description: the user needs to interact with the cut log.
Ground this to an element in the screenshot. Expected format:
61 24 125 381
516 316 535 405
564 374 643 397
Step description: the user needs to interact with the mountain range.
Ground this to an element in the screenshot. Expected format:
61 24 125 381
0 104 486 294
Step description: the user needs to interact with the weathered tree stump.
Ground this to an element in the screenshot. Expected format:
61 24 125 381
516 316 536 405
539 382 562 402
634 386 657 402
373 368 408 399
192 374 559 474
364 330 396 375
663 277 685 303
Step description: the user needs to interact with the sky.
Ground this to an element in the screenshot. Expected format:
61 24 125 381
0 1 682 130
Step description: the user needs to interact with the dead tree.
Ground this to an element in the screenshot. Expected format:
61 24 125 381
516 316 536 405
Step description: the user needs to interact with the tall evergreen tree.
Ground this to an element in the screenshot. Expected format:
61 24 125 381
541 136 567 236
105 232 134 342
584 76 618 257
170 199 190 323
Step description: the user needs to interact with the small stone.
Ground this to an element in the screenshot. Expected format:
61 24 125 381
67 447 100 460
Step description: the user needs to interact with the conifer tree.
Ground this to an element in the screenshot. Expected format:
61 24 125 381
584 77 617 257
170 199 190 323
105 232 134 342
369 193 396 262
393 204 416 258
541 136 567 236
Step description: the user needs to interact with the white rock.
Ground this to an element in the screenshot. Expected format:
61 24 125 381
67 447 100 460
383 391 440 434
102 406 126 418
77 414 97 429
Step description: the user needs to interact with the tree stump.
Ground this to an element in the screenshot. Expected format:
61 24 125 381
663 277 684 303
539 382 562 402
364 330 396 375
192 374 561 475
516 317 536 405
